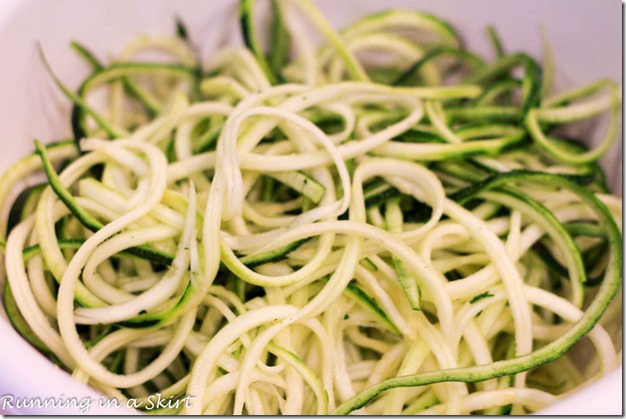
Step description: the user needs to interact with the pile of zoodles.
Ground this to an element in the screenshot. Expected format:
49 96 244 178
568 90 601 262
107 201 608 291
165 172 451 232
0 0 622 415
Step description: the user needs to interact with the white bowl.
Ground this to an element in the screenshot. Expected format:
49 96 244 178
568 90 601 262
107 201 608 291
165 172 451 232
0 0 621 414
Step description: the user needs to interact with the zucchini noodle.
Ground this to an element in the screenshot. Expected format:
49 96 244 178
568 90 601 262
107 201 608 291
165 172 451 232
0 1 621 415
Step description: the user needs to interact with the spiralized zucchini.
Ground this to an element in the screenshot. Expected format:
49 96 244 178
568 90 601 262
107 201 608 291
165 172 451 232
0 1 622 415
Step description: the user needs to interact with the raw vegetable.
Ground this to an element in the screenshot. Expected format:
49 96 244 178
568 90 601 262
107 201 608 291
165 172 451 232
0 1 621 415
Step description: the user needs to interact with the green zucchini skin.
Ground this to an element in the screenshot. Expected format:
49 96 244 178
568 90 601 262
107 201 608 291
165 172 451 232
240 0 279 84
35 141 176 268
71 62 197 145
334 171 622 414
394 46 485 86
3 276 51 354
